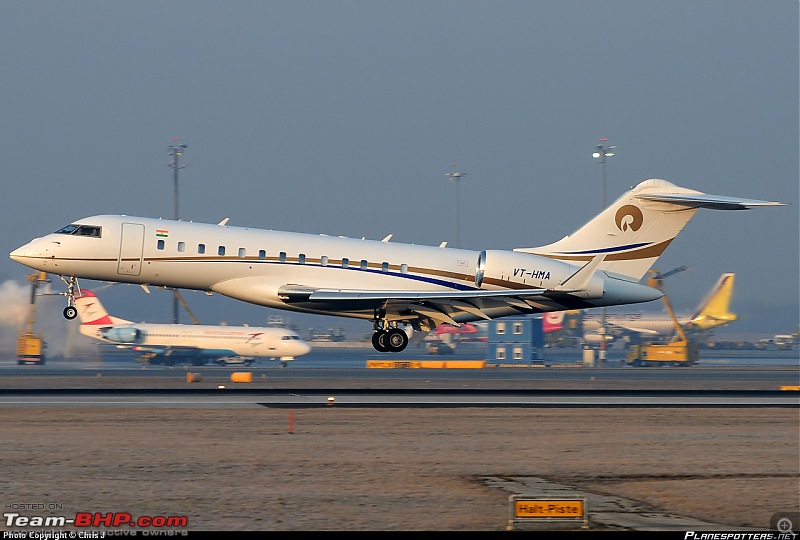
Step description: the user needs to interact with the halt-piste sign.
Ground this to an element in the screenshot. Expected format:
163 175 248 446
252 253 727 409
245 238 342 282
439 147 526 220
508 496 588 529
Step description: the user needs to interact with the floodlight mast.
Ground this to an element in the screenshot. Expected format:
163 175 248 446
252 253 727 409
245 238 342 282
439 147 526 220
445 170 467 248
166 139 188 221
592 138 616 364
166 139 188 324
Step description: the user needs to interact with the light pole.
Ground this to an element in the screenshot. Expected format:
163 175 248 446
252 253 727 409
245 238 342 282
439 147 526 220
445 170 467 248
166 139 188 324
592 138 616 364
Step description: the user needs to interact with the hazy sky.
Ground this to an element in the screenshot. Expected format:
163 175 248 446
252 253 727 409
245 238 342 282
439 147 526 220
0 1 797 349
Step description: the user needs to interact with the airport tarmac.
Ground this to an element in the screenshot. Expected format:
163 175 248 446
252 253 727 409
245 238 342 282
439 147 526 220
1 351 798 532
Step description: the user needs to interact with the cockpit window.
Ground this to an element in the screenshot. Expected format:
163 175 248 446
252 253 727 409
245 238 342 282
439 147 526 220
55 224 101 237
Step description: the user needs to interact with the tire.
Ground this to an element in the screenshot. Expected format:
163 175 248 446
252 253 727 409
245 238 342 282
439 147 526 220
386 328 408 353
371 330 389 352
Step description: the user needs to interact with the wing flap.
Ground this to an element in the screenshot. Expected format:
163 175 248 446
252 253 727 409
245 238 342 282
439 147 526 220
306 288 548 301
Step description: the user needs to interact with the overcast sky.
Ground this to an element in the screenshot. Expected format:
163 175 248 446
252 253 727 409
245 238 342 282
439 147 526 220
0 1 796 351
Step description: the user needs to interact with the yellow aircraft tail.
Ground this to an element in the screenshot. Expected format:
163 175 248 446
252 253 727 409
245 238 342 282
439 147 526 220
685 273 737 331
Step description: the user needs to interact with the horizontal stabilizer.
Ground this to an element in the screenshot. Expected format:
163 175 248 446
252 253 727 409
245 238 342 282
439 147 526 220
607 323 660 335
635 192 786 210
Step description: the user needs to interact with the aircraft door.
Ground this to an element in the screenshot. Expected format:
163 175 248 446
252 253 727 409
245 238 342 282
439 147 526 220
118 222 145 276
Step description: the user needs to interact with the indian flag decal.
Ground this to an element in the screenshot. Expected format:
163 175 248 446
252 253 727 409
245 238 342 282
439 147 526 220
156 229 169 238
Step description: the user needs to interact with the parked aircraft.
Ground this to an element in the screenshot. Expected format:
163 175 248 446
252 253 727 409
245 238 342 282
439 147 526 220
581 273 737 344
432 322 488 342
75 289 311 366
10 179 784 353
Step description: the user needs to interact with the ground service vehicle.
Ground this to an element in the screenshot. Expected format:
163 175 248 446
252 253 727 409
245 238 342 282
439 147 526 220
626 268 699 367
17 272 48 365
772 335 796 351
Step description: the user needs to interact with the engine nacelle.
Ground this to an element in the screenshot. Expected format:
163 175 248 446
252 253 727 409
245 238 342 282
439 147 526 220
476 250 604 299
99 326 143 344
583 332 615 345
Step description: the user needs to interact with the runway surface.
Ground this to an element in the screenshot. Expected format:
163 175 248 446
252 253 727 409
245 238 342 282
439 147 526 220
2 346 798 531
2 346 797 408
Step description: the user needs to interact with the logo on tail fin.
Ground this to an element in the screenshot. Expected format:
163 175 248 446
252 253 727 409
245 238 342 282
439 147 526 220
75 291 114 325
615 205 644 232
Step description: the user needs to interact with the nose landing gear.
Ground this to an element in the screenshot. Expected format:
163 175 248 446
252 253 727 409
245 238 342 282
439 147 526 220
60 276 80 320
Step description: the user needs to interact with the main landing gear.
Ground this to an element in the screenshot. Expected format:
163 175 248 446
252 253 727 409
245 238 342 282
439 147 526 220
371 322 409 353
60 276 79 320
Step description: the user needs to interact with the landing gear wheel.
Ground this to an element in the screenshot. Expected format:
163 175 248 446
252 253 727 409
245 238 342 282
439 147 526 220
386 328 409 353
60 276 80 320
371 330 389 352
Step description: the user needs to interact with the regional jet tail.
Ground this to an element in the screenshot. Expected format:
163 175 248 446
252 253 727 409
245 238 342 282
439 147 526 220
685 273 737 332
10 178 784 354
581 272 738 343
75 290 311 366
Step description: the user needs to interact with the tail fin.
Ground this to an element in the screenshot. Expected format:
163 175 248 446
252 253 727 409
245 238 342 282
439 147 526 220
686 273 737 331
75 290 132 325
514 179 785 281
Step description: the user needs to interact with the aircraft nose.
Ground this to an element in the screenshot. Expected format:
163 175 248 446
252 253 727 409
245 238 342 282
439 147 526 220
298 341 312 356
10 243 34 265
10 237 56 267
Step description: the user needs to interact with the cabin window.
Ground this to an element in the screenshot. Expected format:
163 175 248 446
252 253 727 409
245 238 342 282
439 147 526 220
238 248 246 258
258 250 266 259
342 258 349 268
157 240 165 250
279 252 287 263
513 322 523 335
218 246 226 256
400 263 408 274
320 256 328 266
496 322 506 335
299 254 306 264
360 259 368 270
513 347 524 360
381 262 389 272
198 244 205 254
177 242 185 252
496 347 506 361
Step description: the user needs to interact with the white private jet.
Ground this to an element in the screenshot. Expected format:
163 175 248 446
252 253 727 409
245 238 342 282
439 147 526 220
10 179 784 353
75 289 311 366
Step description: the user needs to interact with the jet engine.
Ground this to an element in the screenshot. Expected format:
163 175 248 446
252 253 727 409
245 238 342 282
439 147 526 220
583 332 615 345
476 250 604 299
99 327 143 344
